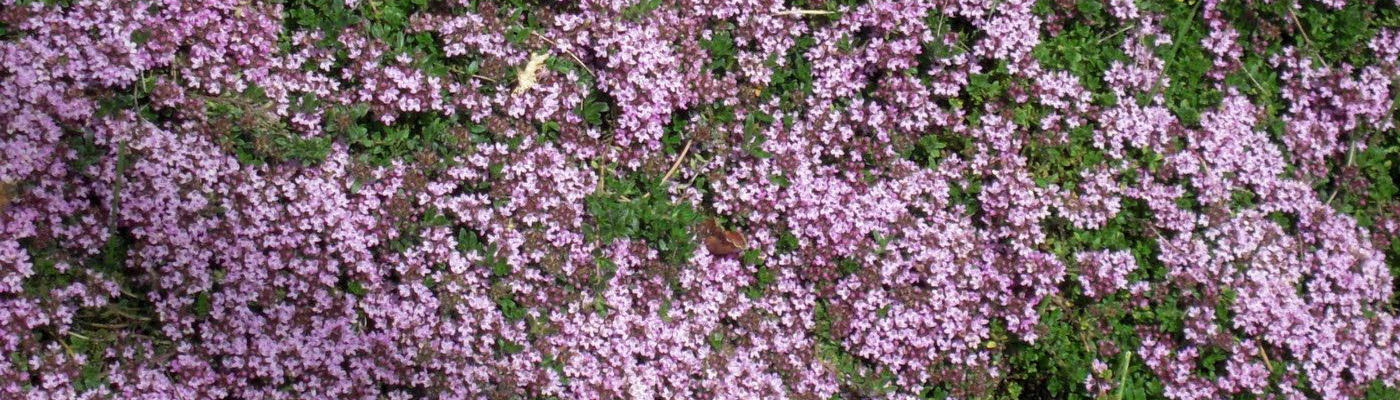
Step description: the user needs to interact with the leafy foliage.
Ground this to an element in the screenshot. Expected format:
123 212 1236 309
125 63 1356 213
3 0 1399 398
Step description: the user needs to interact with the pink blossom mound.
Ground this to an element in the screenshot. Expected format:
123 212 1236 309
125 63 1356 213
2 0 1400 398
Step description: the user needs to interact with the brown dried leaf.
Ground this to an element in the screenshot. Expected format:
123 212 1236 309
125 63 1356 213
701 219 746 256
0 181 12 209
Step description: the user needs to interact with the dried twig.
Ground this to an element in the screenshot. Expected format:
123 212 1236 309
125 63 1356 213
1241 65 1268 95
530 31 595 77
1326 142 1356 205
1259 346 1275 374
633 139 695 202
1097 25 1134 44
106 307 152 321
595 160 607 194
84 322 130 329
774 9 837 16
108 142 128 233
59 336 76 357
1288 9 1316 51
660 138 694 184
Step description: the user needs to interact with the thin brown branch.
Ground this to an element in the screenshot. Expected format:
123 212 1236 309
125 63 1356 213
660 138 694 184
1288 9 1316 51
1097 25 1134 44
531 31 595 77
774 9 837 16
1326 142 1356 205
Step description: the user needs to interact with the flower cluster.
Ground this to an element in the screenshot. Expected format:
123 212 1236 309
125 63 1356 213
2 0 1398 398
